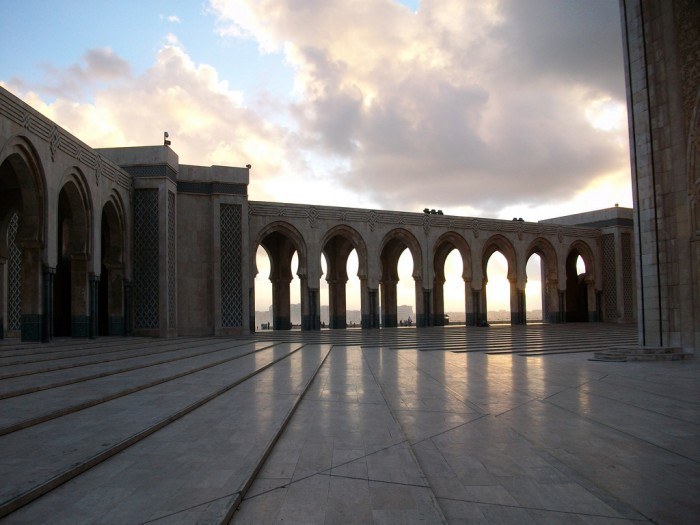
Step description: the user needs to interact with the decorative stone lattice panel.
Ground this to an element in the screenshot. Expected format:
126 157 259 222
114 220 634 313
134 190 159 329
168 191 176 329
602 233 617 319
220 204 243 327
621 233 634 318
7 212 22 331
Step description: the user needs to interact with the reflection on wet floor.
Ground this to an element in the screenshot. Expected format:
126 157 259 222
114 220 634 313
1 324 698 524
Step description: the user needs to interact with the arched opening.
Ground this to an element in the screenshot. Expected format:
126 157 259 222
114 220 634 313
565 244 593 322
396 249 415 326
53 180 91 337
525 253 543 322
432 232 471 326
98 200 125 335
255 225 306 330
320 225 367 329
526 238 559 323
484 251 510 324
0 143 45 341
482 235 517 325
379 229 421 327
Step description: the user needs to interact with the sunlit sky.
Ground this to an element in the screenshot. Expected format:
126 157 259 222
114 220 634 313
1 0 632 314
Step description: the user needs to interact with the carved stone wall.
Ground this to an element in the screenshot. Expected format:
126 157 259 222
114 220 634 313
221 204 243 327
134 189 159 329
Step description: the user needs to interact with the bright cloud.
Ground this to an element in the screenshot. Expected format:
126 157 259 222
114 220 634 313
210 0 630 215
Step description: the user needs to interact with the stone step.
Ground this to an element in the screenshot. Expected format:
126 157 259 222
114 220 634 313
0 343 305 520
3 345 332 524
0 341 277 436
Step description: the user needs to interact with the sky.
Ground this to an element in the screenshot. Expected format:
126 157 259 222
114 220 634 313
1 0 632 315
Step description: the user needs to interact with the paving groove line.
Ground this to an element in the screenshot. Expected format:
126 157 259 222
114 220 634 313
0 343 307 520
0 337 240 380
0 339 258 400
359 347 450 524
211 345 333 525
0 342 280 436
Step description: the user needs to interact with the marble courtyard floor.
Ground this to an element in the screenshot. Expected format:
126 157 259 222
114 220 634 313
0 323 698 524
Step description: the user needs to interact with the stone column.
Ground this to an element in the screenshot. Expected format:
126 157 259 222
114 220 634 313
380 279 397 327
249 287 256 332
71 254 90 337
124 279 133 335
89 273 99 339
543 278 560 323
20 241 43 342
42 266 55 342
106 264 124 335
509 279 525 325
272 277 292 330
328 278 348 329
558 290 566 323
362 284 379 329
417 286 430 327
302 285 320 331
465 282 476 326
432 278 445 326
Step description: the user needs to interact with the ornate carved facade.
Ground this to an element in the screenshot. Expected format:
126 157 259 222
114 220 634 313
0 79 643 342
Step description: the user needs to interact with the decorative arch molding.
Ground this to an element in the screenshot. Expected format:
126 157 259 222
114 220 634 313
320 224 369 280
526 237 558 282
254 221 308 280
0 135 46 244
433 231 472 281
57 168 94 257
567 239 596 282
379 227 423 281
101 197 125 266
482 234 517 281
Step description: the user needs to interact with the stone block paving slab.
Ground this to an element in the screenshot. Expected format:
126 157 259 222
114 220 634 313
232 346 447 524
3 345 330 524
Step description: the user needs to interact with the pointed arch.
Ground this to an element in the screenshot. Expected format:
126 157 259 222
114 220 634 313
320 224 368 329
254 221 308 330
0 135 46 340
432 231 471 326
379 228 422 327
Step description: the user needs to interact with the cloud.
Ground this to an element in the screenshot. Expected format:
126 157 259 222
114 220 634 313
2 41 304 203
22 48 132 100
210 0 631 215
161 14 181 23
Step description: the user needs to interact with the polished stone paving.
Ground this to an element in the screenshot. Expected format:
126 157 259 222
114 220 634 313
0 324 698 524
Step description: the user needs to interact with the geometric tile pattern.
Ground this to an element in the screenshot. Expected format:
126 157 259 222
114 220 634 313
621 232 634 318
7 212 22 331
168 191 176 329
602 233 617 319
220 204 243 327
134 189 159 329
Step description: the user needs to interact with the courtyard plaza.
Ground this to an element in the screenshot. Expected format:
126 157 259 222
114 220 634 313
0 323 697 524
